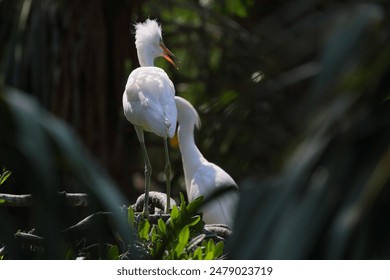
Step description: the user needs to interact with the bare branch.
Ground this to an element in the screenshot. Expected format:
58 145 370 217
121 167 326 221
135 191 176 213
0 192 89 207
62 211 113 240
14 232 44 246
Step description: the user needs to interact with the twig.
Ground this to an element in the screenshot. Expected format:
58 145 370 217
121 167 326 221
0 246 6 255
0 192 89 207
62 210 171 241
5 191 231 256
135 191 177 213
14 232 44 246
204 224 232 240
0 194 33 207
62 211 114 240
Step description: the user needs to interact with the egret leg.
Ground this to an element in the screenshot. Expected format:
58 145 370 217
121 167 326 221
163 138 171 213
134 126 152 218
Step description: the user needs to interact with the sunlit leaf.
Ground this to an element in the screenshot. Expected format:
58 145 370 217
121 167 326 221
187 215 201 227
158 218 167 235
0 169 11 185
127 207 135 228
138 219 150 241
207 239 214 253
179 225 190 245
214 241 224 258
171 205 179 219
192 247 203 260
204 250 214 260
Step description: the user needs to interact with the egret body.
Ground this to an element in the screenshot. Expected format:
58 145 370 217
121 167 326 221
174 96 239 227
123 19 177 217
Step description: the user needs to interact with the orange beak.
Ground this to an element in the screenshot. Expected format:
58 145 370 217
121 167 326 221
160 41 179 70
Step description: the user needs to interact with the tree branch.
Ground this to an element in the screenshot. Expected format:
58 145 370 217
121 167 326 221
0 192 89 207
14 232 44 246
135 191 177 213
62 211 113 240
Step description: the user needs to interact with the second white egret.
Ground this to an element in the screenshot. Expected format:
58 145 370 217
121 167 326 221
174 96 239 228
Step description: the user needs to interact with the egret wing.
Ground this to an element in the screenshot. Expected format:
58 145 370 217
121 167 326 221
123 67 177 138
190 162 239 227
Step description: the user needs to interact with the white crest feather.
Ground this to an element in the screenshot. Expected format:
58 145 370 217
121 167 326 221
134 19 162 48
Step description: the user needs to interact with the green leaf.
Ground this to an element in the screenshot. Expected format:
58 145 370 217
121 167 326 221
186 196 203 214
179 225 190 245
127 206 135 228
204 250 214 260
107 245 119 260
214 241 224 258
179 193 188 217
192 247 203 260
179 192 186 204
0 199 5 204
150 226 159 243
203 240 216 260
175 242 186 257
173 225 190 258
153 240 164 258
158 218 167 235
170 205 180 229
171 205 179 219
207 239 214 253
138 219 150 240
0 169 11 185
187 215 201 227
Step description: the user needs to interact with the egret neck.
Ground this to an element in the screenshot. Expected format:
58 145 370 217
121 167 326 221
177 116 205 191
136 46 155 67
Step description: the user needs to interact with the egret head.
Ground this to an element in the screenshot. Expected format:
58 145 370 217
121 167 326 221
175 96 201 130
135 19 178 68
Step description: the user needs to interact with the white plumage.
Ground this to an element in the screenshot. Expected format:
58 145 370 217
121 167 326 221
123 19 177 217
123 67 176 138
175 96 239 228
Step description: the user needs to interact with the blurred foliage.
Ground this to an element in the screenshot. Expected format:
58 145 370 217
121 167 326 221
0 167 11 204
1 0 390 259
226 1 390 259
0 88 132 258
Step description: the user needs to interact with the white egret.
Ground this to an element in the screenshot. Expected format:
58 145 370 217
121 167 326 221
174 96 239 228
123 19 178 217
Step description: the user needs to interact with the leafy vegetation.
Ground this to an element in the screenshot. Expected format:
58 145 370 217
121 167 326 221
128 194 224 260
